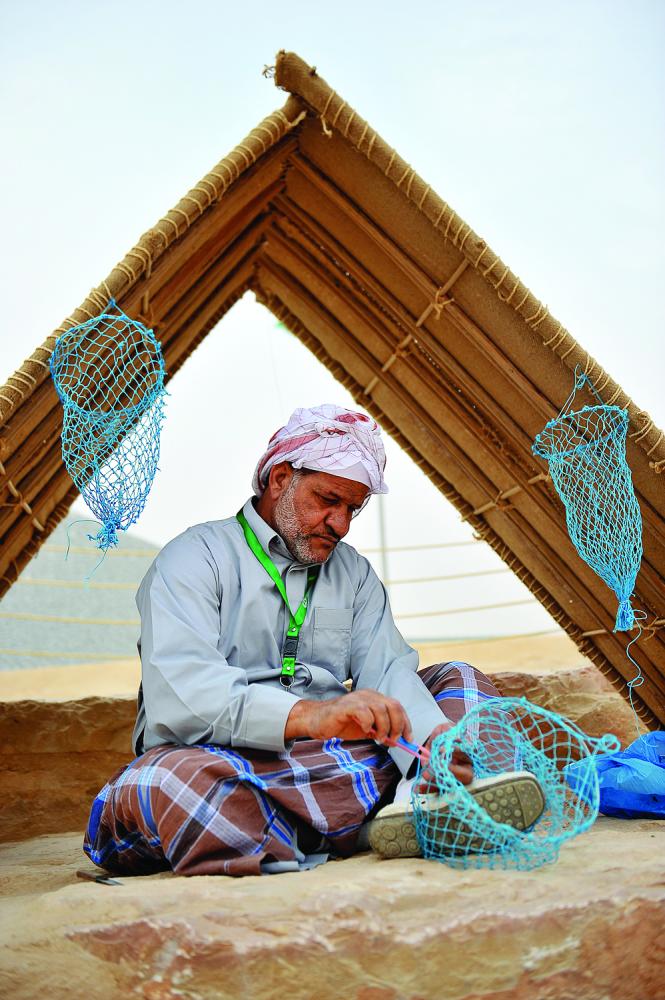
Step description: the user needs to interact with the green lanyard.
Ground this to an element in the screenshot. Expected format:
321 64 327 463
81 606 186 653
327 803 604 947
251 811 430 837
236 509 319 688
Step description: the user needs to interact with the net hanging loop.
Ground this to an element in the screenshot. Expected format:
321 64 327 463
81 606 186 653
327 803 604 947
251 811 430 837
50 299 167 551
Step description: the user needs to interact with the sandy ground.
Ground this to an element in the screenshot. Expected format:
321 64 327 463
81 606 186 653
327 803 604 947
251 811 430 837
0 631 590 701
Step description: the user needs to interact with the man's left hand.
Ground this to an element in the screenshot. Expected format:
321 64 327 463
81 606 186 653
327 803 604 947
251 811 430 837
417 722 474 792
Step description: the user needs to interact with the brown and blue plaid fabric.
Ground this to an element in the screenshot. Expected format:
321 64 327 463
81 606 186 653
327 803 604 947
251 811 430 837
84 661 500 876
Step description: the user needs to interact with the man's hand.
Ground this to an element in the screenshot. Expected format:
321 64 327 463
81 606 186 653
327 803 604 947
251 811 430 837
285 691 413 744
417 722 474 791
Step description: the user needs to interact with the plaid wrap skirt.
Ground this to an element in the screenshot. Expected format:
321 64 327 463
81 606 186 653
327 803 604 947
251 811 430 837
84 661 500 877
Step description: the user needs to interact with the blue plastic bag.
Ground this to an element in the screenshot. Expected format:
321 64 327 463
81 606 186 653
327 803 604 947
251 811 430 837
565 732 665 819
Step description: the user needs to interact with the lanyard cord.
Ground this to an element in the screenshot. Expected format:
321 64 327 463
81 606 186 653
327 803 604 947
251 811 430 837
236 509 319 687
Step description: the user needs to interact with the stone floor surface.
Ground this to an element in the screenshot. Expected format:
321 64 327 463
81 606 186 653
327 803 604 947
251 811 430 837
1 818 664 1000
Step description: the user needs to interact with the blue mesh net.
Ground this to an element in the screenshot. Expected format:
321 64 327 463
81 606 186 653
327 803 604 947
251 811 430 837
50 300 166 550
412 697 619 870
532 371 643 632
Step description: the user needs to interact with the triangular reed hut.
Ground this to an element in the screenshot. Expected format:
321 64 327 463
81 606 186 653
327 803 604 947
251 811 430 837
1 51 663 726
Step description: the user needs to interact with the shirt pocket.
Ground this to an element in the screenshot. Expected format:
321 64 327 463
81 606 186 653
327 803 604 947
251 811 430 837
311 608 354 680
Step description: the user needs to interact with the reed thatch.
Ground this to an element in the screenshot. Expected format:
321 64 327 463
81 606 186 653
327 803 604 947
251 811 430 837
1 51 663 726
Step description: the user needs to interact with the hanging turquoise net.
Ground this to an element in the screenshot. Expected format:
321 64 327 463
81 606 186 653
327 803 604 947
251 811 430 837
50 299 166 550
532 371 643 631
412 697 619 870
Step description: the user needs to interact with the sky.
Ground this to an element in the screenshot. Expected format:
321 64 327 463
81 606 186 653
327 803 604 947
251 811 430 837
1 0 663 643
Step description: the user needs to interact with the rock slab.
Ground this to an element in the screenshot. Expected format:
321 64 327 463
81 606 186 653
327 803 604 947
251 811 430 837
0 818 664 999
0 696 136 843
492 664 646 748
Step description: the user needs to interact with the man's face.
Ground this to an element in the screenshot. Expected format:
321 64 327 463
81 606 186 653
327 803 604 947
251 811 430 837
273 467 370 564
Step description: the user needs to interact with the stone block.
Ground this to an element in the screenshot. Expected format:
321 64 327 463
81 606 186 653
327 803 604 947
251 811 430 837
492 665 646 747
0 821 663 999
0 697 135 843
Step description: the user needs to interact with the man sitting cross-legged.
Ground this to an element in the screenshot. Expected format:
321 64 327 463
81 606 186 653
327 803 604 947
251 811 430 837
84 404 543 877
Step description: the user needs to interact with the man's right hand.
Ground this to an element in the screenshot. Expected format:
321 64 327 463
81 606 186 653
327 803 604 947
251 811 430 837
285 690 412 744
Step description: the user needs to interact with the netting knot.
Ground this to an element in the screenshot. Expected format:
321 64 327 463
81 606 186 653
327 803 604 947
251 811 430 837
614 599 635 632
88 522 119 550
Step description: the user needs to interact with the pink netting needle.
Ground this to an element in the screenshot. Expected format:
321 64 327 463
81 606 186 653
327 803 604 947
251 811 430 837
352 717 431 764
391 735 431 764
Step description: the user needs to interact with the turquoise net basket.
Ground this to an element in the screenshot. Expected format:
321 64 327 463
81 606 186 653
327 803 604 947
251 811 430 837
532 403 643 632
50 300 166 550
412 697 619 871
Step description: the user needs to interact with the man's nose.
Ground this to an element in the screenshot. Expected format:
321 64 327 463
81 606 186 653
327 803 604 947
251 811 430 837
325 507 351 538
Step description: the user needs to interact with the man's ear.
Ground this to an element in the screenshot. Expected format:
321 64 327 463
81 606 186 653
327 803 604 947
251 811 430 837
267 461 294 499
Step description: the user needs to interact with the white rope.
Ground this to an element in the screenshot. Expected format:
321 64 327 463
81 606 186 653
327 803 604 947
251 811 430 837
386 568 509 586
40 544 159 557
0 611 140 626
0 646 132 661
41 538 481 557
15 577 136 590
395 598 536 619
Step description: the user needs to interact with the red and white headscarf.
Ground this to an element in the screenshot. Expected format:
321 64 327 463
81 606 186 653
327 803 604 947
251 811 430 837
252 404 388 496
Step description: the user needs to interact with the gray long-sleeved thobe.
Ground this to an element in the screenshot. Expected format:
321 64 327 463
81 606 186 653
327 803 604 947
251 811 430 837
133 498 445 775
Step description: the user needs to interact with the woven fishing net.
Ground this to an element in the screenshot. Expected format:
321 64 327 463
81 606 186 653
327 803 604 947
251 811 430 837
50 300 166 549
532 374 643 631
412 697 619 870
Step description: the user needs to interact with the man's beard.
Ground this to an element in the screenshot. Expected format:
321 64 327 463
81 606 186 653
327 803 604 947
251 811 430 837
273 477 332 564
